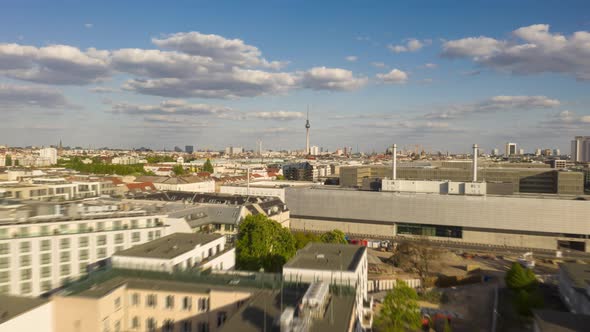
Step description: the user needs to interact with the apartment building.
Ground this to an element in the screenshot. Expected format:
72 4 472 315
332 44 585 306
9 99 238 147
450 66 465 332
112 233 235 273
0 199 180 297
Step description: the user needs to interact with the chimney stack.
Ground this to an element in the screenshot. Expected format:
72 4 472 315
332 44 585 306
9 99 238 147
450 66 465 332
392 144 397 180
472 144 478 182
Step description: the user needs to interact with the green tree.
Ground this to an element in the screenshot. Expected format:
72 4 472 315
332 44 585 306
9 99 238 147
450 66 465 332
505 262 536 290
375 281 422 332
513 288 544 316
172 164 185 176
275 174 286 180
320 229 348 244
236 214 296 272
4 155 12 166
203 158 214 173
293 232 321 249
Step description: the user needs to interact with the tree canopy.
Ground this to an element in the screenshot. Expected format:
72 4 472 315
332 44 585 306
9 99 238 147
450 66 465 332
236 214 296 272
203 158 214 173
375 280 422 332
505 262 543 316
172 164 185 176
320 229 348 244
58 157 147 176
4 155 12 166
505 262 536 290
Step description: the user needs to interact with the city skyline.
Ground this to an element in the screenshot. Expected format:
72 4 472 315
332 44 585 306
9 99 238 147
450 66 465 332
0 0 589 152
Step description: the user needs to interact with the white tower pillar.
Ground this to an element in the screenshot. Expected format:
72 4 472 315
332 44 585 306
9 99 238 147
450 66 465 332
472 144 478 182
392 144 397 180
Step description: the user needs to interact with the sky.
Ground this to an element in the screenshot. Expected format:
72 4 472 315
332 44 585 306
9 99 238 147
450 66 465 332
0 0 589 153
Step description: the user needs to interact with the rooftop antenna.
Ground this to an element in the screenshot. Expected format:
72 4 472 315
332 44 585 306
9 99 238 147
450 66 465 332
305 105 311 155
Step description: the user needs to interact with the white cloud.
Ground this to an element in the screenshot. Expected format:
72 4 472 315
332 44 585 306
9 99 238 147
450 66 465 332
423 63 437 69
371 62 387 68
249 111 304 120
376 69 408 84
110 99 234 118
0 84 71 109
301 67 368 91
538 110 590 130
152 31 287 69
89 87 118 93
424 95 560 120
388 38 430 53
0 43 110 84
84 23 93 29
441 24 590 80
345 55 358 62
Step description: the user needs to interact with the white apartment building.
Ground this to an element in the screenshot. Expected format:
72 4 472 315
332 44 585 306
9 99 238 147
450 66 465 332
0 200 189 297
571 136 590 162
112 233 235 273
219 181 315 201
39 148 58 166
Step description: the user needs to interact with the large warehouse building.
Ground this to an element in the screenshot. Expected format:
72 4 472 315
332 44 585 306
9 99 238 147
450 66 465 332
340 165 584 195
285 187 590 253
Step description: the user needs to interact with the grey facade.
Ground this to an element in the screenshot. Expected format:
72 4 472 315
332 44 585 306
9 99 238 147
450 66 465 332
285 188 590 252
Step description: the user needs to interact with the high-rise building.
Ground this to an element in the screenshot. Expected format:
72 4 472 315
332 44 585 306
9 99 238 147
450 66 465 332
185 145 194 154
310 146 319 156
225 146 243 155
173 146 183 152
39 147 57 165
519 148 524 155
505 142 517 156
554 149 561 156
492 148 500 156
535 148 542 156
571 136 590 162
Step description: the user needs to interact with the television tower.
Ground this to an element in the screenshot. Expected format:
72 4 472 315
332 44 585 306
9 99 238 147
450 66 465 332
305 107 310 155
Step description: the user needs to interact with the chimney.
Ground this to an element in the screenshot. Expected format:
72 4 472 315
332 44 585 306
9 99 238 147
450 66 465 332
472 144 478 182
392 144 397 180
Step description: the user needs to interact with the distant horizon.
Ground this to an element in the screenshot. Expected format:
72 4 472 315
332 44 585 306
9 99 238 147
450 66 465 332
0 0 588 153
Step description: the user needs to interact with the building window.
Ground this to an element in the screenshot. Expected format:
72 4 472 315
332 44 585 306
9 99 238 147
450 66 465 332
114 220 122 230
60 264 70 276
396 223 463 239
115 233 124 244
115 297 121 310
97 222 105 231
147 294 157 307
166 295 174 309
146 318 156 332
79 249 89 260
0 229 7 239
79 236 89 247
182 321 192 332
163 320 174 332
131 220 138 229
20 282 31 294
131 232 140 243
183 296 192 311
79 263 87 274
0 257 9 269
0 271 9 283
148 231 154 241
114 320 121 332
18 227 30 237
0 285 9 294
155 231 161 238
208 248 212 257
60 238 70 249
115 246 124 253
97 248 107 259
19 242 31 253
78 223 88 233
198 298 209 312
20 255 31 267
131 293 140 306
20 268 32 280
41 280 52 292
40 226 50 236
131 316 139 329
97 235 107 246
216 312 227 327
41 266 51 278
198 322 209 332
60 251 70 263
41 240 51 251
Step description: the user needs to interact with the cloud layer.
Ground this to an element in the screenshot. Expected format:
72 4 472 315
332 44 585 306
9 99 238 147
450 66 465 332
442 24 590 80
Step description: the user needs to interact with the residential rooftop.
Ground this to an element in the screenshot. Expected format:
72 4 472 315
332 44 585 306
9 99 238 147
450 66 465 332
0 295 49 324
284 243 366 272
114 233 223 259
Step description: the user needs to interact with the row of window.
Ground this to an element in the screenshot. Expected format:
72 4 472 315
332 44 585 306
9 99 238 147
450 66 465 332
0 218 161 239
131 293 210 312
129 318 211 332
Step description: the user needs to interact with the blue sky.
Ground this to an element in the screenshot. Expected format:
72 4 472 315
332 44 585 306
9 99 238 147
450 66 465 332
0 0 589 153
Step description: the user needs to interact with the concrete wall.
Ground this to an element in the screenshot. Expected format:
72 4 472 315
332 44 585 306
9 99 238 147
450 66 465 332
0 301 53 332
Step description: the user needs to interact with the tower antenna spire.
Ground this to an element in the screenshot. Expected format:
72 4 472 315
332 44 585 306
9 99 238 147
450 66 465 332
305 105 311 155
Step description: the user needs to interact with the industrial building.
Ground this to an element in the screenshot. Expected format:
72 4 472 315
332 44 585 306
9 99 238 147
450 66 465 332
285 187 590 253
340 165 584 195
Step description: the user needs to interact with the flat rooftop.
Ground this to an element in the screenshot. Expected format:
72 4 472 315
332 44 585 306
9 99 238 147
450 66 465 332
0 295 49 324
114 233 223 259
560 263 590 293
284 243 366 272
533 309 590 332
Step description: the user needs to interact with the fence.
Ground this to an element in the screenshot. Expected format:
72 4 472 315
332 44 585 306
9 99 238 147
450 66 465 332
368 278 422 292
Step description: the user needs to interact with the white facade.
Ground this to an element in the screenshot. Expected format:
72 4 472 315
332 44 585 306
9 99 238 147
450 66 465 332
0 214 171 297
382 179 487 195
39 148 58 165
0 300 53 332
571 136 590 162
152 180 215 193
111 235 234 273
505 142 517 156
310 146 319 156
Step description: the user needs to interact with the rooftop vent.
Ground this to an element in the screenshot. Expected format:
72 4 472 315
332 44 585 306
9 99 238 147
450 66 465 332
316 254 325 259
